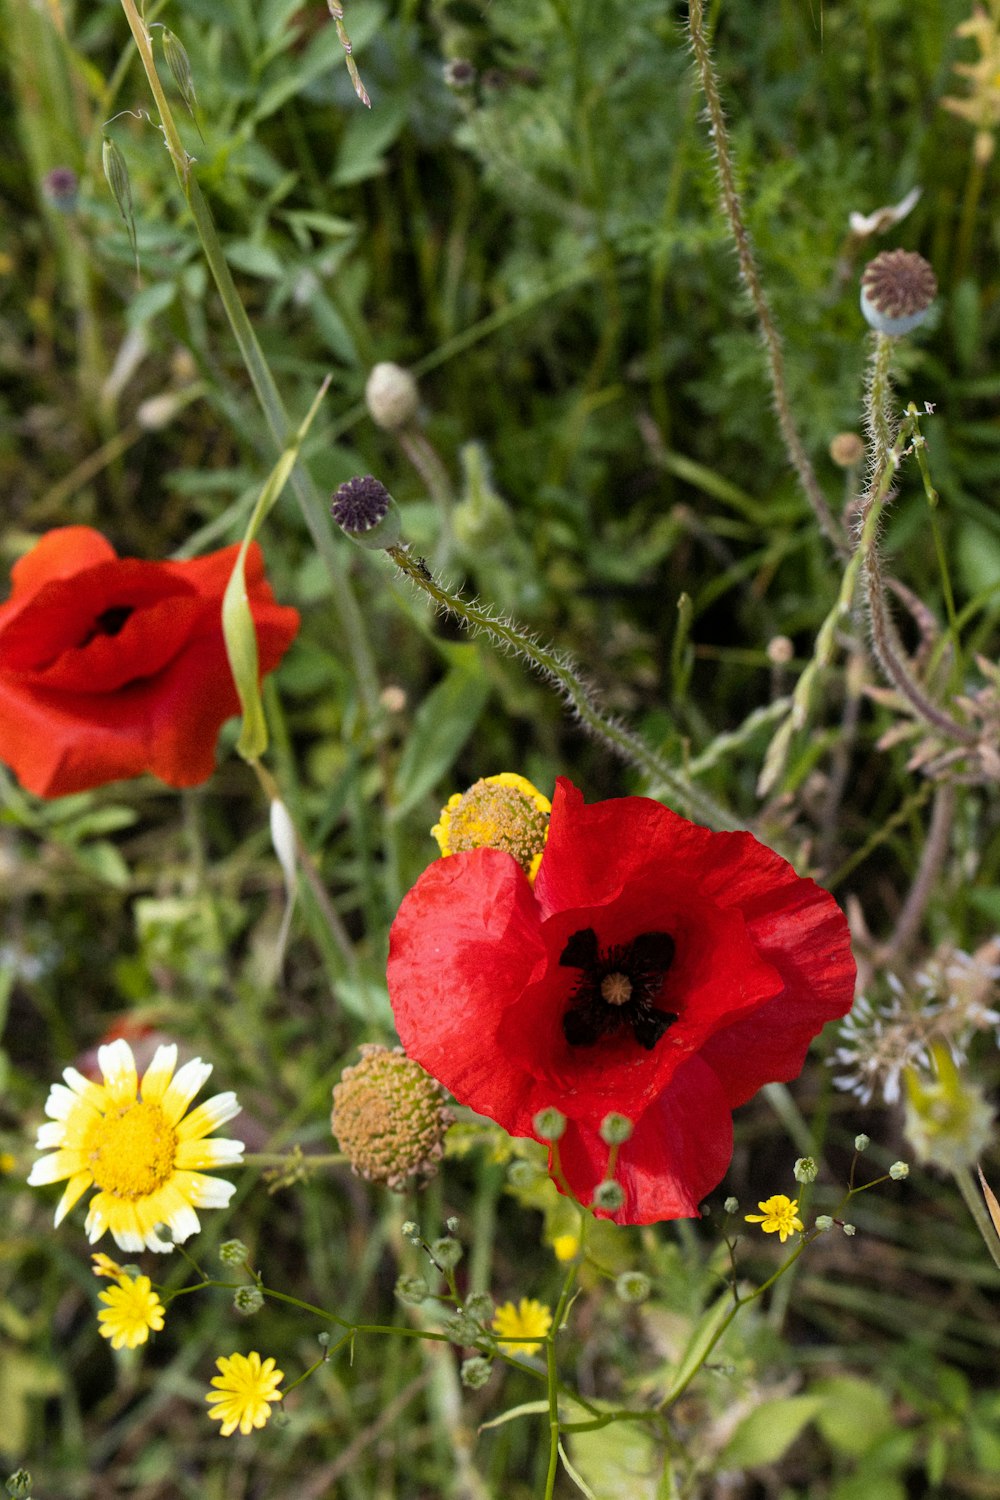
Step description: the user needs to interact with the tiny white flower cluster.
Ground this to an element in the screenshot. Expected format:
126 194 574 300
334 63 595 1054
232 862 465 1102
833 941 1000 1106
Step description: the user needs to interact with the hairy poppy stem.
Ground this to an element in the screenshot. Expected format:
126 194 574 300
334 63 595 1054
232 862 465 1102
386 545 738 831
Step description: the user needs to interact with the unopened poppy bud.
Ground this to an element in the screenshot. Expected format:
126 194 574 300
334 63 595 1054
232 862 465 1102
432 1236 463 1270
533 1107 567 1142
615 1271 651 1304
233 1284 264 1316
890 1160 909 1180
903 1043 994 1173
592 1179 625 1212
860 249 937 336
600 1112 633 1146
461 1356 493 1389
331 1045 452 1190
794 1156 818 1184
434 773 551 881
365 362 419 430
331 475 403 550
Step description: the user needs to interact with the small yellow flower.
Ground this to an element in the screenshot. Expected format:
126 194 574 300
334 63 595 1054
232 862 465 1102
491 1297 553 1356
206 1351 284 1436
551 1234 580 1263
744 1194 804 1243
433 774 551 881
29 1038 243 1253
91 1251 126 1279
97 1274 165 1350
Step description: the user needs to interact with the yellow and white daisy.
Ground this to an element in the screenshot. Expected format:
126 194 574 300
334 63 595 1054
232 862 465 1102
97 1274 165 1350
206 1351 284 1436
29 1038 243 1253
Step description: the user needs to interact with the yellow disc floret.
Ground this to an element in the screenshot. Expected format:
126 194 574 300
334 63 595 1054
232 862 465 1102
331 1045 453 1191
432 773 551 881
85 1101 178 1200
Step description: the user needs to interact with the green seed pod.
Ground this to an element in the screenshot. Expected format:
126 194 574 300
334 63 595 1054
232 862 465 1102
162 29 199 119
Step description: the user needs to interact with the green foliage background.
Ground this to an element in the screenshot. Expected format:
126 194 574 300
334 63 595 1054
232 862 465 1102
2 0 1000 1494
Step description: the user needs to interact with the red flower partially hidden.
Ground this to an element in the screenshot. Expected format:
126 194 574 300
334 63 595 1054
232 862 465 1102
388 779 856 1225
0 527 299 797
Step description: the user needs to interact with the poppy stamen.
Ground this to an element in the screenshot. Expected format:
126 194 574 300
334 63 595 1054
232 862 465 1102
560 927 678 1051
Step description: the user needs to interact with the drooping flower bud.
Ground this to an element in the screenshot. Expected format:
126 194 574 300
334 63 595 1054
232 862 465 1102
860 250 937 336
330 475 403 550
365 362 420 431
903 1043 994 1173
331 1045 452 1190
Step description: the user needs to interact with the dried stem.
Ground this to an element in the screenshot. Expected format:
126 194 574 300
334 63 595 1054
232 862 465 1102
686 0 847 558
876 780 956 966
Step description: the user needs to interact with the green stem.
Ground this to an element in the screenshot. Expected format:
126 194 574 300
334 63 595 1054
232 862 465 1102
543 1263 579 1500
687 0 846 559
117 0 379 720
954 1166 1000 1276
386 546 738 831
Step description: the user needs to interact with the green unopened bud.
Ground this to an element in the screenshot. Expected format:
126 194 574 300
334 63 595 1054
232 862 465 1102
233 1284 264 1316
365 362 419 430
592 1180 625 1212
452 443 514 552
460 1356 493 1390
724 1196 739 1215
890 1160 909 1180
507 1159 545 1190
842 1223 857 1237
903 1043 994 1173
815 1215 834 1232
443 1312 481 1344
854 1134 870 1153
101 137 138 269
219 1239 249 1267
317 1332 331 1350
162 29 199 118
464 1291 493 1321
331 475 403 550
794 1156 819 1184
600 1113 634 1146
431 1237 463 1271
5 1473 32 1500
615 1271 651 1305
401 1221 419 1239
446 1215 460 1233
533 1107 566 1142
394 1274 428 1305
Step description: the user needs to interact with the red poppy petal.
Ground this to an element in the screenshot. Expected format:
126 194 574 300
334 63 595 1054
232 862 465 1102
698 881 856 1106
554 1054 734 1224
388 849 550 1129
2 527 116 614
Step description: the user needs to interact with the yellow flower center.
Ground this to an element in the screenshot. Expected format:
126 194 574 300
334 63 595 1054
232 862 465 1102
432 774 550 879
84 1100 178 1199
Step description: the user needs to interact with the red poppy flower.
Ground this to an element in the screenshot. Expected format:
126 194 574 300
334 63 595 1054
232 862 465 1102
0 527 299 797
388 778 856 1224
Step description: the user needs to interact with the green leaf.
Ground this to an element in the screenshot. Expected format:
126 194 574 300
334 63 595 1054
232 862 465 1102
720 1394 823 1468
812 1376 895 1457
68 840 131 888
661 1292 733 1405
568 1420 660 1499
334 98 409 187
390 651 491 820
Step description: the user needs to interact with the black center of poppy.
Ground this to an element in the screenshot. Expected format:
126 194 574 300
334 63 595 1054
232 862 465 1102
559 927 678 1051
81 605 133 647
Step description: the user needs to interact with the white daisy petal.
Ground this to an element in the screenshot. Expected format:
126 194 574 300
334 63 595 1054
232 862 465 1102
177 1092 242 1140
187 1174 237 1209
139 1045 179 1104
176 1136 244 1170
28 1151 75 1186
161 1058 212 1124
164 1203 201 1243
35 1122 69 1149
98 1040 138 1100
